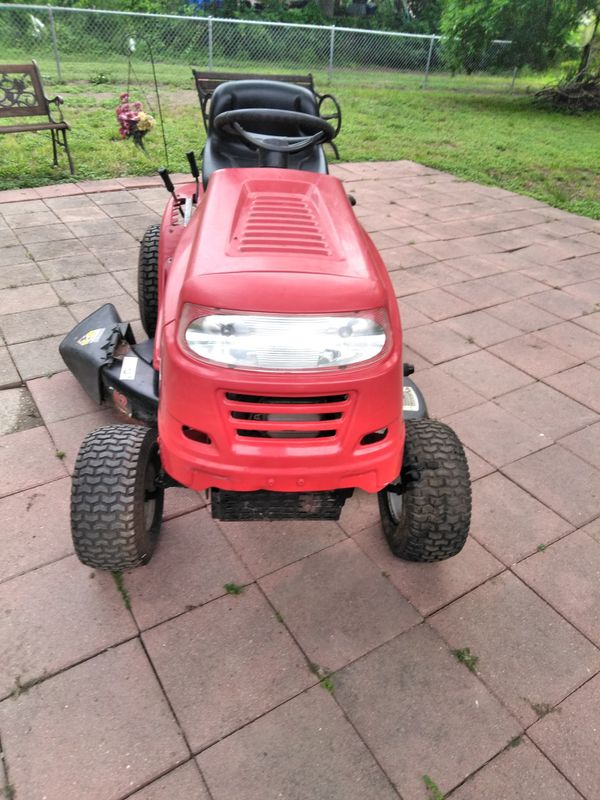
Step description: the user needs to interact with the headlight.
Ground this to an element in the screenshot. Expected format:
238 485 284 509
180 305 390 370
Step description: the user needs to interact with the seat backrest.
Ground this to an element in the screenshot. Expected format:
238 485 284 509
208 80 319 135
0 61 48 119
193 70 315 131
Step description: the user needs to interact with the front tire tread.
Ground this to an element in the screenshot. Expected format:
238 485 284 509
71 424 163 570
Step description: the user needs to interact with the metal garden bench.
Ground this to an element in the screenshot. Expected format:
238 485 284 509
0 60 74 174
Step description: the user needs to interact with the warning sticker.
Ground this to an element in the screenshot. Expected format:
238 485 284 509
77 328 105 347
119 356 138 381
403 385 419 412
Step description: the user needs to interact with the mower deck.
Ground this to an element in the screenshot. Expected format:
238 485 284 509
59 303 158 424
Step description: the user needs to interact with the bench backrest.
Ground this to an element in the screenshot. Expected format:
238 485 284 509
0 61 48 119
192 70 315 132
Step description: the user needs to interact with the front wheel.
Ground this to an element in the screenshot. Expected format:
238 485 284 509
71 424 164 570
378 419 471 562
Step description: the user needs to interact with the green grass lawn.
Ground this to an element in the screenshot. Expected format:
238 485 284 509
1 57 598 218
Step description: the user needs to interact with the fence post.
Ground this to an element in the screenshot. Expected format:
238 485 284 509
422 34 435 89
510 65 518 94
47 7 62 83
208 16 213 70
328 25 335 83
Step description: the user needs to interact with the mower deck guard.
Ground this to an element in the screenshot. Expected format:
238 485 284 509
59 304 159 422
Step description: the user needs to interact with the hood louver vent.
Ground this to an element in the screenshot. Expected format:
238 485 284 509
232 194 332 257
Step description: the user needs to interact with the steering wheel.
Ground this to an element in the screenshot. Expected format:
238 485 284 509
213 108 335 154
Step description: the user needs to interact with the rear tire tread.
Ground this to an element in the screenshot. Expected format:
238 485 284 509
138 223 160 338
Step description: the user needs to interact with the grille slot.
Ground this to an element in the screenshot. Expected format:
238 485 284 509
231 411 341 421
225 393 348 405
237 429 336 440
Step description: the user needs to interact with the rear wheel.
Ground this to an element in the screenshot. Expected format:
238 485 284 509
71 424 164 570
138 223 160 338
378 419 471 562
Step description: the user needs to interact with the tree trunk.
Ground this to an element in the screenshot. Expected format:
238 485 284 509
398 0 411 19
578 10 600 77
318 0 335 18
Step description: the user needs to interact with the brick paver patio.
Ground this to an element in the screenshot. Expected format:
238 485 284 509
1 162 600 800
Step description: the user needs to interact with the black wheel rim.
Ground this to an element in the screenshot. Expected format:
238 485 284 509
143 447 161 532
386 488 404 525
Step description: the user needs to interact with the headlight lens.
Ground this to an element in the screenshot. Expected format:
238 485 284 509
181 306 389 370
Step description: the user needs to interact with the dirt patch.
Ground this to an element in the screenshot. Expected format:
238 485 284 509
89 91 116 102
0 386 42 435
86 88 199 107
161 89 199 107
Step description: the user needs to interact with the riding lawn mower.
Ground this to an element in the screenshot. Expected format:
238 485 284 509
59 75 472 571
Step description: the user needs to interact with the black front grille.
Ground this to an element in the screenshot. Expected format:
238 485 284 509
223 391 351 441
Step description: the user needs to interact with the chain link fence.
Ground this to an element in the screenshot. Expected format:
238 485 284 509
0 3 517 92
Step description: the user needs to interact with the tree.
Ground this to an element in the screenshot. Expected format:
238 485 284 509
405 0 444 31
441 0 592 72
534 5 600 110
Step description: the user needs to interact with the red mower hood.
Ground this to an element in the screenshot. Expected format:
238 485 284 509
164 168 392 320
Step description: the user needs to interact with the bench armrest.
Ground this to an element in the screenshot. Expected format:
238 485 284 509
46 94 65 123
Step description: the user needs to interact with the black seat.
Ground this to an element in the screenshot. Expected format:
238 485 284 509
202 80 328 187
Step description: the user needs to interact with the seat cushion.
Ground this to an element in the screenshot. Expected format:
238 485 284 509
202 136 328 187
